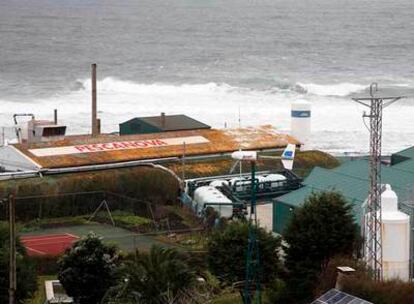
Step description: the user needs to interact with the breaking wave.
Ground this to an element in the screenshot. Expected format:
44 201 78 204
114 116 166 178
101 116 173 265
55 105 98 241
2 77 414 155
75 77 243 95
296 82 367 97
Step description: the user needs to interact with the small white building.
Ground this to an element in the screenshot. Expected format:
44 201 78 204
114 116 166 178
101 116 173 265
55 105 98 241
291 100 311 149
364 185 410 281
381 185 410 281
44 280 73 304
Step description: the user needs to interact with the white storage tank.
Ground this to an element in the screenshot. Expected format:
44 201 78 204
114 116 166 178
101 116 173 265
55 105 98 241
230 177 251 192
209 179 229 188
262 174 287 188
381 185 410 281
256 176 266 190
193 186 233 218
291 100 311 149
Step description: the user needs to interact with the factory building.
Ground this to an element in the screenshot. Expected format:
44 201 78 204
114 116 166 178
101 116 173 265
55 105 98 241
0 125 299 171
119 113 211 135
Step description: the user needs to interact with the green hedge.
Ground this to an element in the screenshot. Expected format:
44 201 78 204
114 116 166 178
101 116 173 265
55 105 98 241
0 166 180 221
27 255 60 276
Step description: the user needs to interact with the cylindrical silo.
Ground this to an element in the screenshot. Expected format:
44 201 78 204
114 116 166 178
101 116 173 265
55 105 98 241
381 185 410 282
291 101 311 149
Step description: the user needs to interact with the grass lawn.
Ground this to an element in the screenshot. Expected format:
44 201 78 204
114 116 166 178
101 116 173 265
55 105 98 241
19 223 171 253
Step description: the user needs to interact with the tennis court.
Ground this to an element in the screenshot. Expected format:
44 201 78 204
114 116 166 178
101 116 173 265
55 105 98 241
20 223 171 255
21 233 79 256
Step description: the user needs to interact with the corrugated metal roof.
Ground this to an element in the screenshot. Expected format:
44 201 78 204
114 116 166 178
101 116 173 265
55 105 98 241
392 146 414 159
122 115 211 131
392 158 414 173
276 154 414 217
277 167 369 218
11 126 299 169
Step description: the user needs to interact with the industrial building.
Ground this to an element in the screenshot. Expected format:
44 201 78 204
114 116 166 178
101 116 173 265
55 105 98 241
119 113 211 135
273 146 414 281
0 125 299 171
274 146 414 234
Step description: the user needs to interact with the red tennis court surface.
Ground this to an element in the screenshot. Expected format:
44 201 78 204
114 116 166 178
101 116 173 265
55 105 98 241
20 233 79 256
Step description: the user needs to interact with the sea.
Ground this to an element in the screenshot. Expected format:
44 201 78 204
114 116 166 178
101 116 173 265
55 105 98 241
0 0 413 154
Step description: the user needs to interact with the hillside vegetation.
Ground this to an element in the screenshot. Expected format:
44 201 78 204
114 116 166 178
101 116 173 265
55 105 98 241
0 166 179 200
166 149 339 178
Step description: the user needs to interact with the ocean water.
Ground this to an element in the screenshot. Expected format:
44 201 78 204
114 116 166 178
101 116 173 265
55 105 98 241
0 0 413 154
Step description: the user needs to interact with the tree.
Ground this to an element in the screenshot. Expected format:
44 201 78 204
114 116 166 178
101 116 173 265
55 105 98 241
283 191 359 303
58 233 120 304
0 223 37 303
206 220 282 285
103 245 196 303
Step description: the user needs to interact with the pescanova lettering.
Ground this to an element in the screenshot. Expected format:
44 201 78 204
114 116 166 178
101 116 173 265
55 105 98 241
74 139 168 152
28 136 210 157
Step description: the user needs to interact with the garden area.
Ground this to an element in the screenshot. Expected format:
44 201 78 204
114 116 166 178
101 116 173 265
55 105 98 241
4 189 413 303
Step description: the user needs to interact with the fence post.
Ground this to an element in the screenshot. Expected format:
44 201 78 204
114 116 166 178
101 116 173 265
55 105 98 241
9 194 16 304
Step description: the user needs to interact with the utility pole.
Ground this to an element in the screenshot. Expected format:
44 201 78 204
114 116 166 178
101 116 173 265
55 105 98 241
230 151 262 303
8 194 16 304
182 141 186 182
352 83 404 281
243 161 261 304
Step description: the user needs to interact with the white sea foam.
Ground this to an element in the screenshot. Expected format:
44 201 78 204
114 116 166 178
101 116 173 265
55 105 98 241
1 78 414 155
297 82 367 97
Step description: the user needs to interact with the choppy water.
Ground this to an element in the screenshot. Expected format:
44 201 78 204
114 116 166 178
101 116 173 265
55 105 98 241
0 0 413 154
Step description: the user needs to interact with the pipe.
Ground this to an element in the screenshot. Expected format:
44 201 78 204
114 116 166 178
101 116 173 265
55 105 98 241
161 112 166 129
0 146 289 181
42 157 180 175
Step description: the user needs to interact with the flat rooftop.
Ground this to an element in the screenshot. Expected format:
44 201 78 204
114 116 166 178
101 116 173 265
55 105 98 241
8 125 299 169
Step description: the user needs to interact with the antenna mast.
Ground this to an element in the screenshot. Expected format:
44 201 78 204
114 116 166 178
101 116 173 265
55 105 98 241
352 83 404 281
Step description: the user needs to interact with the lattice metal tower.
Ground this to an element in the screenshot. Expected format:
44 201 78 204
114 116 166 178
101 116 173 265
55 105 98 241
352 83 403 281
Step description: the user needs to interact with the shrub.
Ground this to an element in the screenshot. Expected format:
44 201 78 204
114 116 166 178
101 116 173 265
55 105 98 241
27 255 60 275
207 220 282 285
314 256 367 298
0 166 180 221
58 233 120 304
342 275 414 304
283 191 359 303
0 223 37 303
103 245 196 303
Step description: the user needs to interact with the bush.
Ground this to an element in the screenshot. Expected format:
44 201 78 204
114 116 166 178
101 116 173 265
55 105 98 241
342 275 414 304
103 245 196 303
283 191 359 303
207 220 282 285
0 223 37 303
314 256 367 298
263 278 289 304
58 233 120 304
0 166 180 221
93 210 153 232
27 255 60 275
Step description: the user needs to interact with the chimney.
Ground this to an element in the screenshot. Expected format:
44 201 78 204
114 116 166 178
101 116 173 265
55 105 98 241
161 112 166 129
54 109 58 124
97 118 101 134
91 63 98 137
335 266 356 291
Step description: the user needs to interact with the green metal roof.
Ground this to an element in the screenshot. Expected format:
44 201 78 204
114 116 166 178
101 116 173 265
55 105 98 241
276 155 414 216
391 158 414 173
392 146 414 159
391 146 414 165
120 115 211 132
